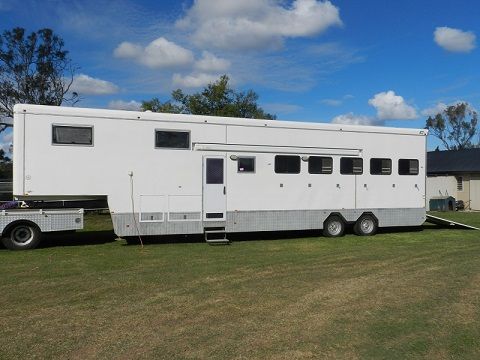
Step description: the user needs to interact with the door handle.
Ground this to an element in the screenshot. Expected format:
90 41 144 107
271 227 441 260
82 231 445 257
223 186 226 195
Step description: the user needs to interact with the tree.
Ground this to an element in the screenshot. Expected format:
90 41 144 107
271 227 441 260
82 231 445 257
142 75 275 120
425 102 478 150
0 27 78 132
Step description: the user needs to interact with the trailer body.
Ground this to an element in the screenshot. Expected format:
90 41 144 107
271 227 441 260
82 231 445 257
9 104 427 246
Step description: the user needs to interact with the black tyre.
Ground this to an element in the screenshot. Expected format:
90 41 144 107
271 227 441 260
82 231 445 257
323 215 345 237
1 223 42 250
354 214 378 236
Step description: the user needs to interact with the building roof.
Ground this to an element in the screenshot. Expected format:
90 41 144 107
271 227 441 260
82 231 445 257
428 148 480 174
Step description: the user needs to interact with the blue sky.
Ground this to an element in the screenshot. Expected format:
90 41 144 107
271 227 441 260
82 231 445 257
0 0 479 151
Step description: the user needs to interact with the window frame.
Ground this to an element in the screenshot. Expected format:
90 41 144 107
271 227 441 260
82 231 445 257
398 159 419 176
457 176 463 191
340 157 363 175
237 156 256 173
308 156 333 174
274 155 301 174
154 129 191 150
370 158 392 175
52 124 94 146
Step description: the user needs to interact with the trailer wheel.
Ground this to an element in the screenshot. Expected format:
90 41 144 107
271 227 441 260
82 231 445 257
2 223 42 250
323 216 345 237
354 214 377 236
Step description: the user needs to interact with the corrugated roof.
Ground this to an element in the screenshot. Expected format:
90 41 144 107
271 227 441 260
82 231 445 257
427 148 480 174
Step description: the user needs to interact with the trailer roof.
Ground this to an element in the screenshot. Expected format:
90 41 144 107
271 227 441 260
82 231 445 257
14 104 427 136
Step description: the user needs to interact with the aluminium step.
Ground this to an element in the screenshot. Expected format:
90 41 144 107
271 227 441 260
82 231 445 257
204 228 230 245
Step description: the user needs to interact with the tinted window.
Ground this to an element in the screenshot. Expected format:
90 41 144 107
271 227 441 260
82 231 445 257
155 130 190 149
370 158 392 175
340 157 363 175
398 159 419 175
275 155 300 174
52 125 92 145
238 157 255 173
206 158 224 184
308 156 333 174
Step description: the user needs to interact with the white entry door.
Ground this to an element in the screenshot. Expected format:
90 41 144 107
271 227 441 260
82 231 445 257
203 156 226 221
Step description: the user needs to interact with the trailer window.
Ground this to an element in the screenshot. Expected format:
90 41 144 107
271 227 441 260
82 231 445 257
52 125 93 145
237 157 255 173
398 159 419 175
340 157 363 175
275 155 300 174
308 156 333 174
370 158 392 175
155 130 190 149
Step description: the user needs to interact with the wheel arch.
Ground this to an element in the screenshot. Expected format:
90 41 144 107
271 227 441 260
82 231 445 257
323 212 347 227
357 212 379 225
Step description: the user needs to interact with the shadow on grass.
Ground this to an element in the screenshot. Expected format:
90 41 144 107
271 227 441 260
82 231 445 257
0 224 454 250
39 230 118 248
122 225 428 246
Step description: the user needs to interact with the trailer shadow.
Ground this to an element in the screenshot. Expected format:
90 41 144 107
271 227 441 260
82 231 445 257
39 230 117 248
0 224 452 251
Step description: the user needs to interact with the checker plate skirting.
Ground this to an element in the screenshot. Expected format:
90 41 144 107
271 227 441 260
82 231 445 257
0 210 83 234
111 208 425 237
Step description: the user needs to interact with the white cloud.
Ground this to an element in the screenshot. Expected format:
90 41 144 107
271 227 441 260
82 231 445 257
70 74 119 95
172 72 220 88
114 37 194 68
108 100 142 111
421 102 448 117
368 91 417 120
1 130 13 155
331 112 381 126
434 27 476 53
176 0 342 51
194 51 231 72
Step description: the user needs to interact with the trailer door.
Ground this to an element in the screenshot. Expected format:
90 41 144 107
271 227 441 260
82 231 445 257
203 156 226 221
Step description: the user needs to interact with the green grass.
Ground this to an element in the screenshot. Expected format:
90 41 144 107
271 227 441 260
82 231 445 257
1 212 480 359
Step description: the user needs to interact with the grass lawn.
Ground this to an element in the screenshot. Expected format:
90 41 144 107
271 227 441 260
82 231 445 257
1 212 480 359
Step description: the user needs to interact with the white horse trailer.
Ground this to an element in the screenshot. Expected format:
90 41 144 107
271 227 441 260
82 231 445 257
3 104 427 249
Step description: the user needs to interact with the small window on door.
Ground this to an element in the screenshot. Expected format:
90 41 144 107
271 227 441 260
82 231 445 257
237 157 255 173
206 158 224 184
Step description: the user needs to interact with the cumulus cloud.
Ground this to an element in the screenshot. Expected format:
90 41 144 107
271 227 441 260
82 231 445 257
368 91 417 120
108 100 142 111
172 72 220 88
176 0 342 50
331 112 381 126
70 74 119 95
114 37 194 68
434 27 476 53
194 51 231 72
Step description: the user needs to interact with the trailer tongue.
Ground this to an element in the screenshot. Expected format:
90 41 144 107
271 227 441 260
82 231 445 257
425 214 480 230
